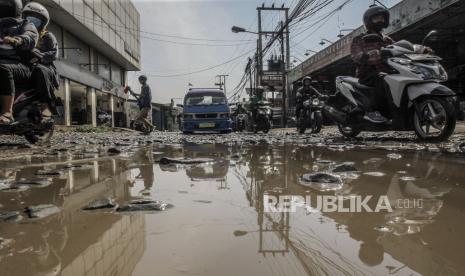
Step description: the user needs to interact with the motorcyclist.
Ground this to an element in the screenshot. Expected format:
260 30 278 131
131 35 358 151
295 76 324 119
0 0 38 125
248 87 265 123
351 5 395 123
233 102 247 116
23 2 59 119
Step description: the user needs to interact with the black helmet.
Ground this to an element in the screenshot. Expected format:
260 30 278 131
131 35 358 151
363 5 390 31
22 2 50 31
138 75 147 82
0 0 23 19
302 76 312 86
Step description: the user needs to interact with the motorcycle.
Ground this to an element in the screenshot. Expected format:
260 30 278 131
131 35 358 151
0 41 55 144
251 101 272 133
324 30 456 142
97 110 112 126
234 113 248 132
297 96 324 134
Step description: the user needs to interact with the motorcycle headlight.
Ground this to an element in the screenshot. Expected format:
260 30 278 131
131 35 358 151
312 98 320 106
438 64 448 81
409 63 448 81
406 64 422 75
392 58 410 65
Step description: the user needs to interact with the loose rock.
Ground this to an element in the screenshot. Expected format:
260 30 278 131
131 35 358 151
82 198 117 211
332 163 359 173
117 199 171 212
0 211 23 222
14 178 52 188
158 157 214 165
107 148 122 155
24 204 61 219
35 169 63 176
300 173 343 192
387 153 402 160
363 172 385 177
0 183 29 192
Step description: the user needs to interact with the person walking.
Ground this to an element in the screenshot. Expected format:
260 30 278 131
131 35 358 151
125 75 154 133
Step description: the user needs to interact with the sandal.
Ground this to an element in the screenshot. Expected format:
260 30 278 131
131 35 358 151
0 113 14 125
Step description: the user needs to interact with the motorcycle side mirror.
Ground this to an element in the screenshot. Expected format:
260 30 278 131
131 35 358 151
422 30 438 45
362 34 383 43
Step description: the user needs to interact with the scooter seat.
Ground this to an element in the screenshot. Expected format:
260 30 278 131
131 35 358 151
353 82 374 91
340 76 374 91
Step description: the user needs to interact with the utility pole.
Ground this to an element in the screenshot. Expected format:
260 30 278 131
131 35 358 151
246 58 253 95
257 10 263 90
280 21 287 127
284 8 291 128
256 5 290 127
215 75 229 94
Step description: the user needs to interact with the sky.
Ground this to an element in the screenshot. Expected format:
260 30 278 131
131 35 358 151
128 0 402 104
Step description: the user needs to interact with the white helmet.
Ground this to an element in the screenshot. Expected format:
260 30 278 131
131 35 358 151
22 2 50 31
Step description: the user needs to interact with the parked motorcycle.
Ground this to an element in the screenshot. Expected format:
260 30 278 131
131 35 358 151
0 41 55 144
97 111 112 126
251 101 272 133
297 96 324 134
324 30 456 142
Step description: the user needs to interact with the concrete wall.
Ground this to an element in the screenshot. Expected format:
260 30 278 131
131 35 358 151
40 0 140 70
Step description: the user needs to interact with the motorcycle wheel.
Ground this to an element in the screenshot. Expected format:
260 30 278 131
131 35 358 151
237 122 244 132
310 112 323 134
25 126 54 145
298 113 306 134
413 97 456 142
337 123 361 138
263 116 271 134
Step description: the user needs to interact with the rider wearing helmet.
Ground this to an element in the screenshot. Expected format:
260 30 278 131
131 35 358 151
0 0 38 125
23 2 59 119
295 76 324 119
351 5 394 123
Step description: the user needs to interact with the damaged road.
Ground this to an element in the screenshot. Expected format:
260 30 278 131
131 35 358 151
0 126 464 276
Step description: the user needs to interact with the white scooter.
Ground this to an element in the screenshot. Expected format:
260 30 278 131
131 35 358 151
324 30 456 141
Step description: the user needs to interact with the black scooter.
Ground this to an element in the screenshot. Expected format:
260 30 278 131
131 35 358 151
0 86 55 144
250 101 272 133
297 96 324 134
0 43 55 144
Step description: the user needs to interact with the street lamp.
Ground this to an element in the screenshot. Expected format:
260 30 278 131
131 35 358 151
304 49 318 56
231 26 258 35
319 38 334 46
291 56 303 63
337 29 355 38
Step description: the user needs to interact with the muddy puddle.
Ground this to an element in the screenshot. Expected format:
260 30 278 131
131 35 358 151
0 143 464 276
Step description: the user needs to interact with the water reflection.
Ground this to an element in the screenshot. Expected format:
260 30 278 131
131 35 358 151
0 149 148 276
1 144 464 276
234 145 465 275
